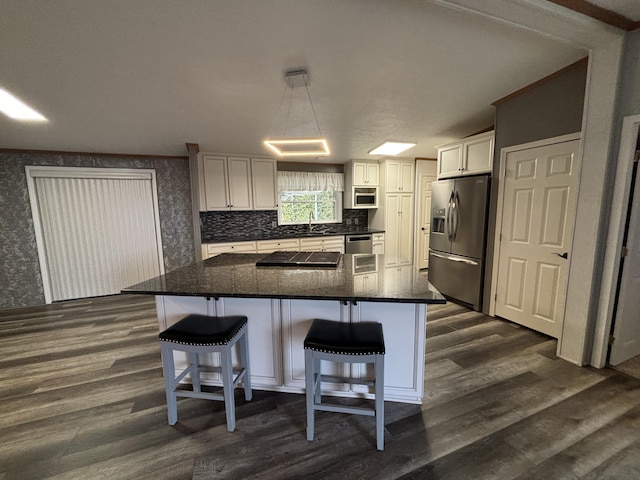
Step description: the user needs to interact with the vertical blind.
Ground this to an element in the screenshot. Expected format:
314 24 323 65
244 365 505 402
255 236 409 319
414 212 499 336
27 167 164 303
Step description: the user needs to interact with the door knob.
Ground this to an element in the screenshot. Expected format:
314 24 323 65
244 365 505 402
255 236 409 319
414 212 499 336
553 252 569 259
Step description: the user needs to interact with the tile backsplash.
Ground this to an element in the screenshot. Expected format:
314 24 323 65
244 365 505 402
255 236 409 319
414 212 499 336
201 209 369 242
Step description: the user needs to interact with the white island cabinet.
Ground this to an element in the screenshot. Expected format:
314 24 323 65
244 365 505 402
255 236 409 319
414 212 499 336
127 253 445 405
155 294 426 403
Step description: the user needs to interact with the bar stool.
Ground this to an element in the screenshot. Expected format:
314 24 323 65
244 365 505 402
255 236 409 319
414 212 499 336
304 318 386 450
158 314 251 432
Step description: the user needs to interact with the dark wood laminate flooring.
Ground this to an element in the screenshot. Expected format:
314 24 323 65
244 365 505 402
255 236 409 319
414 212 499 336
1 295 640 479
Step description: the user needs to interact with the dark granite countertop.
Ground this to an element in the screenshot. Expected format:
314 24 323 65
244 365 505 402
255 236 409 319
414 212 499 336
123 253 445 304
204 228 385 244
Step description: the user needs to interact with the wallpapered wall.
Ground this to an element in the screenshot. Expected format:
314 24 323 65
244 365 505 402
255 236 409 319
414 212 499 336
0 152 195 310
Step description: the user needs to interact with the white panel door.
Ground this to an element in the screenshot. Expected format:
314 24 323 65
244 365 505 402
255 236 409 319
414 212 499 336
417 173 436 269
610 162 640 365
495 140 580 338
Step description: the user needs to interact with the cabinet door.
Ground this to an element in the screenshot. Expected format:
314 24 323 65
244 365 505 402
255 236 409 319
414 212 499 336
372 241 385 254
463 136 494 175
281 299 348 391
321 236 345 253
353 162 368 185
227 157 253 210
366 163 379 185
351 302 425 403
385 194 400 261
251 158 278 210
202 156 229 210
399 162 414 192
386 161 414 192
299 238 324 252
398 194 414 264
386 162 401 192
437 144 463 179
217 297 282 387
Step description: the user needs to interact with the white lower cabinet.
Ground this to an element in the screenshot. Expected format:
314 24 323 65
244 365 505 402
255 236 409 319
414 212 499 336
155 296 282 388
372 233 385 254
299 235 345 253
281 299 349 391
215 297 282 388
351 301 425 402
154 295 426 404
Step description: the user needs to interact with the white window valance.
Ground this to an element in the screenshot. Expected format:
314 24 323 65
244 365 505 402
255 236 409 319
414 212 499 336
277 171 344 192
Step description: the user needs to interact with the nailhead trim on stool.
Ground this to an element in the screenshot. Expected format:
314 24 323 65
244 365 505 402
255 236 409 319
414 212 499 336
304 319 386 450
159 314 252 432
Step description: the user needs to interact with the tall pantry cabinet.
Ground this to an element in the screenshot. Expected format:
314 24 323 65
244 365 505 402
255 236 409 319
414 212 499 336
369 159 415 266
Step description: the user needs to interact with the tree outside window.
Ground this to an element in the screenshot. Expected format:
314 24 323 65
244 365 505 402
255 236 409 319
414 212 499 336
278 191 342 225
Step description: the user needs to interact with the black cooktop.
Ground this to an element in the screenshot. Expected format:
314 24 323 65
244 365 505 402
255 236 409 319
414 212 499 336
256 251 341 267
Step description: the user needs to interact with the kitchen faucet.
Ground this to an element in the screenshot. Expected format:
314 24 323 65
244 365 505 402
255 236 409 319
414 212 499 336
308 211 314 231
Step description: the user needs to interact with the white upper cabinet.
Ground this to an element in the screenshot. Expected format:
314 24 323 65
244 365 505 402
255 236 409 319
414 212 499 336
351 161 379 186
385 160 415 192
198 154 278 211
437 131 494 179
200 154 253 211
251 158 278 210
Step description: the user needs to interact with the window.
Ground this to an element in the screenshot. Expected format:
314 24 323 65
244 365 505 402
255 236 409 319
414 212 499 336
278 190 342 225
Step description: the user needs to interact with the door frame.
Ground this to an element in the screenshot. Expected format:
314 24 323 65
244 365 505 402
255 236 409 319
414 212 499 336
591 113 640 367
414 159 437 269
26 166 165 303
489 132 582 318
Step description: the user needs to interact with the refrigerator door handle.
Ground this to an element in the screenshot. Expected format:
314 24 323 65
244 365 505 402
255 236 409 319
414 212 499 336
453 190 460 241
430 251 479 266
446 191 454 241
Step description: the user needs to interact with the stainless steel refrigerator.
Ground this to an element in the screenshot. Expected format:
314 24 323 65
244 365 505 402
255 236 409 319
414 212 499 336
428 174 490 311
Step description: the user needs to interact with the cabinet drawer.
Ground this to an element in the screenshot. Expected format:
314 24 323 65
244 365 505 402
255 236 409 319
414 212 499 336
205 241 257 258
256 238 300 253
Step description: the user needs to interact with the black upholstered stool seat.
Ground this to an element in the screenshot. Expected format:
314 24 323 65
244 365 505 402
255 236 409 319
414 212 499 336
159 314 251 432
304 318 386 450
159 314 247 346
303 319 385 355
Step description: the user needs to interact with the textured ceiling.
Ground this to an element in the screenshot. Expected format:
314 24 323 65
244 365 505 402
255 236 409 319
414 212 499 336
0 1 611 161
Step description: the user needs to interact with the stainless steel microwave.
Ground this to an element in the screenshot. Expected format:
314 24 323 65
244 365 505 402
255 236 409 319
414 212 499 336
352 187 378 208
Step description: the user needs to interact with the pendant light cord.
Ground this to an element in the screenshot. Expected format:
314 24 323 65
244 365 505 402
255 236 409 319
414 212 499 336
305 83 323 137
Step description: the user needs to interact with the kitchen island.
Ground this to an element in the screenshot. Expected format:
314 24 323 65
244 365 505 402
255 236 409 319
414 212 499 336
123 253 445 404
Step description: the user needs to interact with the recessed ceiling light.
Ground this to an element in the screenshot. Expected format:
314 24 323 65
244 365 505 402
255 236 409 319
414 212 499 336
0 88 47 121
368 141 416 156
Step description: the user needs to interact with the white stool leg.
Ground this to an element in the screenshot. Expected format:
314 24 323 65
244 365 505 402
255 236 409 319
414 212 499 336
239 327 252 401
189 352 201 392
305 348 315 441
160 342 178 425
220 344 236 432
314 357 322 404
375 354 385 451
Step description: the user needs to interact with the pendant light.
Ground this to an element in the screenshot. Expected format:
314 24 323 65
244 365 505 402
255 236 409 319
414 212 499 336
263 69 330 157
